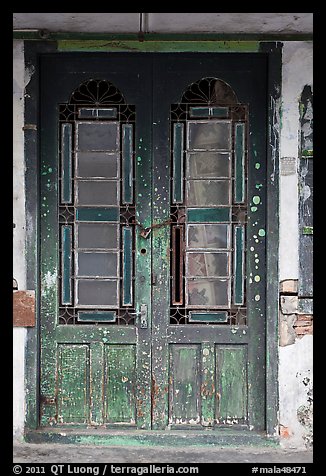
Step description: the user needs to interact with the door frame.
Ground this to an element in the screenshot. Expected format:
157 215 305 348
23 39 281 441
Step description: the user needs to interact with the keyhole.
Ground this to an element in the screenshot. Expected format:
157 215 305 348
140 248 147 255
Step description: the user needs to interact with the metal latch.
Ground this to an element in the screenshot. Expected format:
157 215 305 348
130 304 148 328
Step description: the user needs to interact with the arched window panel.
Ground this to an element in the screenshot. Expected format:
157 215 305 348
58 79 136 325
170 77 248 326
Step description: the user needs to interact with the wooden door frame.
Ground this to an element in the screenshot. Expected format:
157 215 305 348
23 40 281 442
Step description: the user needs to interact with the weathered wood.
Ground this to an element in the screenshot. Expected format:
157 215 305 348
169 345 200 425
216 346 248 424
57 345 90 424
13 290 35 327
201 343 215 426
90 343 104 425
104 345 136 424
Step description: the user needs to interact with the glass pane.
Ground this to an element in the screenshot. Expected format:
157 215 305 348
76 181 118 206
187 253 229 277
61 225 72 305
173 123 184 203
78 311 116 322
77 122 119 151
187 224 229 249
187 121 231 150
122 124 134 204
187 152 230 178
186 279 230 307
61 123 72 203
77 311 116 322
233 225 245 305
187 208 231 223
78 108 117 119
189 107 229 118
188 311 228 323
76 279 118 306
234 123 245 203
77 224 118 249
77 252 118 277
122 227 133 306
76 152 118 178
76 207 119 222
187 180 230 206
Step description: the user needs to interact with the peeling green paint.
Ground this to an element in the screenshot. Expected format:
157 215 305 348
57 40 261 53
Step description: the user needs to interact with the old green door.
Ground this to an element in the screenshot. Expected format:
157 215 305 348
39 53 267 431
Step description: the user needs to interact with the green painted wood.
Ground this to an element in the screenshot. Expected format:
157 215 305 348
90 343 104 425
169 345 200 424
122 124 133 204
14 30 312 41
76 207 119 222
61 123 72 203
260 42 282 436
57 345 90 424
25 428 279 446
187 207 230 222
201 343 216 427
57 40 261 53
122 227 133 306
216 346 248 423
104 345 136 424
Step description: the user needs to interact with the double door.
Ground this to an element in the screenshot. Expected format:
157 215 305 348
39 53 267 430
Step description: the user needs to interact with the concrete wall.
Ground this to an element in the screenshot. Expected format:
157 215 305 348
13 39 26 439
12 34 313 448
278 42 313 449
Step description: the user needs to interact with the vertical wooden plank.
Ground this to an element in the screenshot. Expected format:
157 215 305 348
134 59 153 429
90 343 104 425
169 345 200 425
201 343 215 427
104 345 136 424
57 345 90 424
259 42 282 436
216 345 248 424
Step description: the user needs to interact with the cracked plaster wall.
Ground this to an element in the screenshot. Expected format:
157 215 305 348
279 42 313 449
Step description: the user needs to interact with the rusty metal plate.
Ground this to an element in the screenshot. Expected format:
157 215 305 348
13 290 35 327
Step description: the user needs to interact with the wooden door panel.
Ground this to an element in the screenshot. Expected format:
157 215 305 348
40 53 267 431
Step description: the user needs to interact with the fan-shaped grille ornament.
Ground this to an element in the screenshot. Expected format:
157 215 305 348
70 79 126 105
181 77 238 105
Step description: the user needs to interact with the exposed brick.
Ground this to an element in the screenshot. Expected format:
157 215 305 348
279 425 292 438
280 279 298 294
293 315 313 337
13 290 35 327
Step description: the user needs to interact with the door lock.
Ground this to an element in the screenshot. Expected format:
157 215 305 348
130 304 148 328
